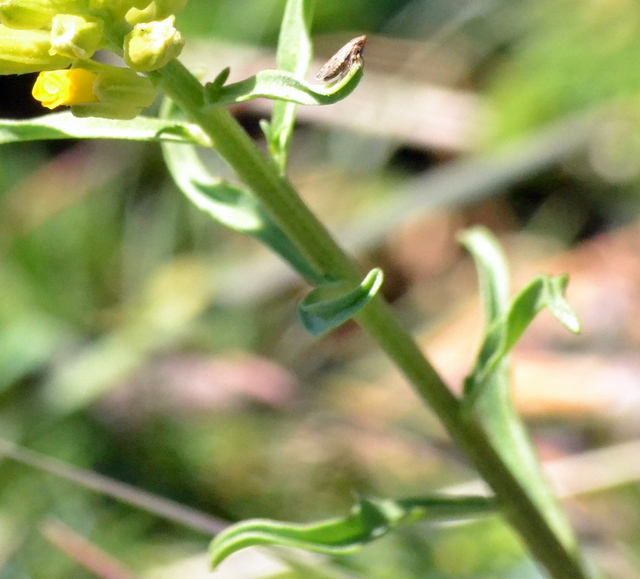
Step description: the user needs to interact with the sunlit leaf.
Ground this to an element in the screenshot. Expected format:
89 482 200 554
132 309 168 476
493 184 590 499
0 112 207 145
544 275 581 333
204 64 363 109
459 227 510 325
265 0 315 172
209 494 495 568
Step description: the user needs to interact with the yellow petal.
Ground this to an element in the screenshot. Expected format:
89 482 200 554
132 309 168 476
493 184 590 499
32 68 99 109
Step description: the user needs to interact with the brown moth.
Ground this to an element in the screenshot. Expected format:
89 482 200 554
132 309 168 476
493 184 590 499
315 35 367 84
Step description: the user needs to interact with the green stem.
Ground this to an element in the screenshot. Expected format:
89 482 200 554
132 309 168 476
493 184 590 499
152 59 593 579
358 299 592 578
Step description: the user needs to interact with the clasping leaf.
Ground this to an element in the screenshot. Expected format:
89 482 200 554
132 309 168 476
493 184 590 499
298 268 383 336
204 64 364 109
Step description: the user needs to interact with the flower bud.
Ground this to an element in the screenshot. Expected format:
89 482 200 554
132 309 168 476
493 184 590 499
49 14 103 59
123 15 183 72
32 68 98 108
125 0 187 25
72 62 158 119
0 24 71 74
0 0 88 30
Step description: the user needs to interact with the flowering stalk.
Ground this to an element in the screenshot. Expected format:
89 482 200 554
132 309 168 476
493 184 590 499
0 1 596 577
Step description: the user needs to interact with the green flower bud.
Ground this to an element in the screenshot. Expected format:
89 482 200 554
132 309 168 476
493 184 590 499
0 0 88 30
123 15 183 72
50 14 103 59
125 0 187 25
70 61 158 119
0 24 71 74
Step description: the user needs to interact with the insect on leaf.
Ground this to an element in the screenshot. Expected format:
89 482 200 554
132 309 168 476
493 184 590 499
315 35 367 84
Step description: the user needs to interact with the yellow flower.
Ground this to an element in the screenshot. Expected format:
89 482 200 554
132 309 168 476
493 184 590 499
32 68 99 109
32 62 157 119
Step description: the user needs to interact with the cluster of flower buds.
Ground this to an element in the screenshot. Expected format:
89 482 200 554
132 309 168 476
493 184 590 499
0 0 187 118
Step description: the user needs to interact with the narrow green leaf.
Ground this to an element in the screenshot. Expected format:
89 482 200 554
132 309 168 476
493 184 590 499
545 274 581 333
209 494 494 568
460 229 583 552
466 274 581 399
472 371 579 551
161 139 323 284
276 0 314 76
204 65 363 109
461 227 581 402
267 0 315 172
298 269 383 336
458 226 510 325
0 112 207 145
163 140 264 232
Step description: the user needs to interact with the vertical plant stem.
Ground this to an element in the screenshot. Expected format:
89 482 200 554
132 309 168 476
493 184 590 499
152 60 594 579
358 299 593 578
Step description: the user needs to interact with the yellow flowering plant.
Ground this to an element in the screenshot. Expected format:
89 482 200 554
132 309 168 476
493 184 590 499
0 1 599 578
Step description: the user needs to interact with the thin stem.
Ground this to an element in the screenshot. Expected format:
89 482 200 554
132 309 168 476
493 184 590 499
359 299 592 578
153 59 594 579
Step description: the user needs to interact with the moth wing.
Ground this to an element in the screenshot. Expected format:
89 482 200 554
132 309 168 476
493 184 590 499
315 43 352 81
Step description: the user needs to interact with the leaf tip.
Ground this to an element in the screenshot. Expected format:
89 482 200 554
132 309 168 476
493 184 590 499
205 67 232 104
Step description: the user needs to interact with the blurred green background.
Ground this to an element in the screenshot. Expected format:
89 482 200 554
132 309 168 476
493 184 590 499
2 0 640 577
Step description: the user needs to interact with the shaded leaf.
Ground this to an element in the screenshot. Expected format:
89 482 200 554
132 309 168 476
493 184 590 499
161 139 322 284
298 269 383 336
